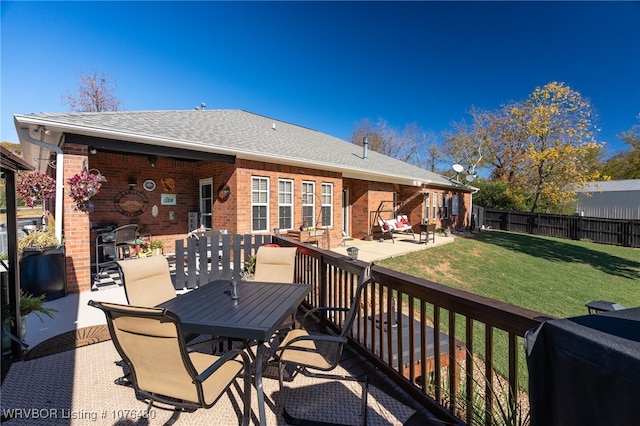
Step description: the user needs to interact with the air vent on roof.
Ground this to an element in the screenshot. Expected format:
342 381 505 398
272 123 276 130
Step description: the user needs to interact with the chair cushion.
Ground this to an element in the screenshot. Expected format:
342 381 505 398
253 246 297 283
189 352 244 406
118 256 177 307
278 329 332 370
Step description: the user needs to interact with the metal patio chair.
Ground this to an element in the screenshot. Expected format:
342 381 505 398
273 266 373 426
88 300 252 426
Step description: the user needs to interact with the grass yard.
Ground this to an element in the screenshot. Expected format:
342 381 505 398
377 230 640 319
378 231 640 407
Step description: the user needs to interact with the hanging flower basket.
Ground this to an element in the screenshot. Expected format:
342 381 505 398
16 171 56 208
67 169 102 212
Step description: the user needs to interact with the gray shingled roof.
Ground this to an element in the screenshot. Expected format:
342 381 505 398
15 109 462 189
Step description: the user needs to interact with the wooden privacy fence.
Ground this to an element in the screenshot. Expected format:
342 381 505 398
172 233 274 289
483 209 640 248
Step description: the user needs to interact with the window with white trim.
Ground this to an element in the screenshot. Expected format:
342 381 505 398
452 194 459 216
199 178 213 230
424 193 430 222
251 176 269 232
278 179 294 230
432 192 437 220
321 183 333 227
444 193 450 219
302 181 315 228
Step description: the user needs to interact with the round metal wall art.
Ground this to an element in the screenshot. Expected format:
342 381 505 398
114 189 149 217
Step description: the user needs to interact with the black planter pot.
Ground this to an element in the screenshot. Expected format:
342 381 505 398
19 245 66 301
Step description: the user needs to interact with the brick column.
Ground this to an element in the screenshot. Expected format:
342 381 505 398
62 145 92 293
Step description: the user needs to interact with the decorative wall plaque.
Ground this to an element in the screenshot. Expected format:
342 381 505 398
114 189 149 217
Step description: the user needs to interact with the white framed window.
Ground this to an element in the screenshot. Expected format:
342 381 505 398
251 176 269 232
452 194 459 216
278 179 294 230
199 178 213 230
444 194 450 219
424 193 430 222
321 183 333 228
432 192 437 220
302 181 316 228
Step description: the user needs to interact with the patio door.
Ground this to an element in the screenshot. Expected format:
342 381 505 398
199 178 213 230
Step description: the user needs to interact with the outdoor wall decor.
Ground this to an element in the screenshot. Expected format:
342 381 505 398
143 179 156 191
161 193 176 205
113 189 149 217
161 177 175 192
217 184 231 202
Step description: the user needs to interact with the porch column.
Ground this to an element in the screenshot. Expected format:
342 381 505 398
62 145 92 293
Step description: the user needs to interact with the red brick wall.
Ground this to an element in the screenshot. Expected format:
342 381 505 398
233 159 343 247
61 143 473 293
61 145 91 293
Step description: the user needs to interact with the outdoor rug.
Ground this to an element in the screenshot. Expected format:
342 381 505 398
25 325 111 360
1 340 415 425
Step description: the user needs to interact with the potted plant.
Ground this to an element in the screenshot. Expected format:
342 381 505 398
2 290 58 341
150 240 163 256
18 227 61 255
67 168 103 212
15 170 66 300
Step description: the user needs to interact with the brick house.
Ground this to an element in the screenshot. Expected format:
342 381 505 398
14 109 476 293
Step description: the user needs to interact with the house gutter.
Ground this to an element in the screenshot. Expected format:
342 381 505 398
19 127 64 244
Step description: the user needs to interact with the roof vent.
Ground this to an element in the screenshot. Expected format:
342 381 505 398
272 123 276 130
363 136 369 160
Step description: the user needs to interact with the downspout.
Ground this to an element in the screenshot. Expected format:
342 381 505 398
19 128 64 244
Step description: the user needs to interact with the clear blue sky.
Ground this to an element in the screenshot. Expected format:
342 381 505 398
2 1 639 159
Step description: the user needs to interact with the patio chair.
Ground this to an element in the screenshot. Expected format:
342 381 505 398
273 266 373 426
95 224 138 280
118 255 177 307
118 255 221 351
88 300 252 426
253 245 297 283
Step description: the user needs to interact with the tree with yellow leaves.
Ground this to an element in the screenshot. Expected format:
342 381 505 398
514 82 604 212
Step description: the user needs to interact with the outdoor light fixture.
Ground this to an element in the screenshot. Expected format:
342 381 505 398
128 177 138 187
89 147 97 155
148 155 157 167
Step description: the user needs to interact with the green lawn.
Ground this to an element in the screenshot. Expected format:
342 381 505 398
377 230 640 320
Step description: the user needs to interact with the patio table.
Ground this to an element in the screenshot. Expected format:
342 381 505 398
158 279 309 425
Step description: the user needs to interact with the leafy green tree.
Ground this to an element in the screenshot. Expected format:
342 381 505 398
601 117 640 179
472 180 528 211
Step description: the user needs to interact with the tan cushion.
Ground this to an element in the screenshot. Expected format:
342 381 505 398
108 303 242 405
277 329 332 370
189 352 244 406
112 310 200 402
253 246 297 283
118 256 176 307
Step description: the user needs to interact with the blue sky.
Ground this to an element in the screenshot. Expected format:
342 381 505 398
2 1 639 160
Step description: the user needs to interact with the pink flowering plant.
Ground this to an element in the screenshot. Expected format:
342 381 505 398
67 169 102 212
16 171 56 208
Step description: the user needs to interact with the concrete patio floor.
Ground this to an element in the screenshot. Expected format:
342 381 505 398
331 233 454 263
